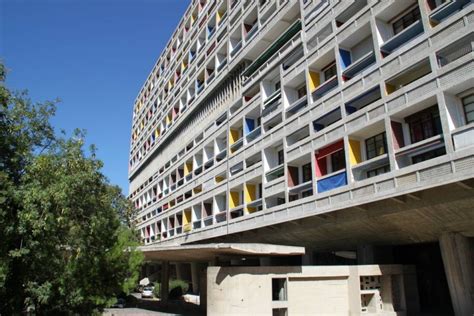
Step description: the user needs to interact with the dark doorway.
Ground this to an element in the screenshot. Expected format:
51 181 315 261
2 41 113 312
393 242 453 315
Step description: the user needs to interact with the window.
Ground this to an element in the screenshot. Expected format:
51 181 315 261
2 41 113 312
275 81 281 91
331 150 345 172
277 197 285 205
392 7 421 35
297 84 307 98
289 194 298 202
302 163 312 182
272 278 287 301
405 105 442 143
412 147 446 164
278 150 284 165
427 0 447 11
323 63 337 81
302 189 313 198
463 94 474 124
367 165 390 178
365 132 387 160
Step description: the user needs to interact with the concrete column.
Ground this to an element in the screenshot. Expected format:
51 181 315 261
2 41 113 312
302 248 313 265
357 245 375 264
145 263 151 277
160 261 170 303
191 262 200 294
176 263 184 280
439 233 473 316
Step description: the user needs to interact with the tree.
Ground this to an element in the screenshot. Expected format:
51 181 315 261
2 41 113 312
0 62 143 314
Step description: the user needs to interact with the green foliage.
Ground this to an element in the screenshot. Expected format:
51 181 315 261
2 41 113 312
153 283 161 298
152 279 189 298
169 279 189 294
0 62 143 314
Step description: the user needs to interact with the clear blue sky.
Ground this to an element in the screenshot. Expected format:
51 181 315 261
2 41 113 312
1 0 189 194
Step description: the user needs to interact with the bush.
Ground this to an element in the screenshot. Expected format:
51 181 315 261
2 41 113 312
152 283 161 298
169 279 189 294
151 279 188 299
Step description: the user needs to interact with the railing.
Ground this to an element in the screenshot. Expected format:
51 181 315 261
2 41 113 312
311 76 338 100
242 19 302 79
380 20 424 56
245 23 259 42
230 40 243 58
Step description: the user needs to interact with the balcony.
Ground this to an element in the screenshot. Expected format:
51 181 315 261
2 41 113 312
317 170 347 193
241 19 302 78
429 0 471 25
380 20 424 56
342 50 376 80
245 23 259 42
286 95 308 117
311 75 337 100
436 33 474 67
230 40 242 58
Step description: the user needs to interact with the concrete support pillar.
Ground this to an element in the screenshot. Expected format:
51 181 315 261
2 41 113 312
145 263 151 277
302 248 313 265
191 262 200 294
176 263 184 280
439 233 473 316
357 245 375 264
160 261 170 303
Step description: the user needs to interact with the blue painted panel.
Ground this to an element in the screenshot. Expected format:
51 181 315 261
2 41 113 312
244 118 255 135
317 171 347 193
339 49 352 70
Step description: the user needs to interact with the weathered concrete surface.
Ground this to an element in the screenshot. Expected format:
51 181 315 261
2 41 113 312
440 233 474 316
207 265 418 316
138 243 305 262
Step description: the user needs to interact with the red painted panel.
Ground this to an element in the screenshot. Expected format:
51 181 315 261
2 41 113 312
391 121 405 149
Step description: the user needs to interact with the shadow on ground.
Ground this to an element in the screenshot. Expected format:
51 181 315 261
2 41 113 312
125 293 205 316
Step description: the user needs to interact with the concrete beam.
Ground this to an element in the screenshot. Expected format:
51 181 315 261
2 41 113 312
439 233 473 316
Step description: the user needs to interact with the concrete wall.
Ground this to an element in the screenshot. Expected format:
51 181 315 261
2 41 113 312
207 265 418 316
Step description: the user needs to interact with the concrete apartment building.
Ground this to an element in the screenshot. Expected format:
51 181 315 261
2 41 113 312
128 0 474 314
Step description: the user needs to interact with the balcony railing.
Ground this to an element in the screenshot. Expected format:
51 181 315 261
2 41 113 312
380 20 424 56
230 40 243 58
241 19 302 78
317 170 347 193
430 0 471 24
312 76 338 100
342 50 376 79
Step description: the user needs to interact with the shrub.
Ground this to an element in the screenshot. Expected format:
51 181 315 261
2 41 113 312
151 279 188 299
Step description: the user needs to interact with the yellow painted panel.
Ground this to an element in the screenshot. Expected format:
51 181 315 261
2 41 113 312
244 184 256 203
155 128 160 138
308 71 320 91
183 209 192 225
229 129 240 145
184 223 192 232
184 162 193 175
215 176 224 183
216 11 221 23
385 83 396 95
229 191 240 208
246 206 257 214
349 139 362 166
166 115 171 125
193 186 202 194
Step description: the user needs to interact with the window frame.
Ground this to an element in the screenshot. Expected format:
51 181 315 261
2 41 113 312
392 6 421 35
462 94 474 125
330 149 345 172
365 132 387 160
405 105 442 144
